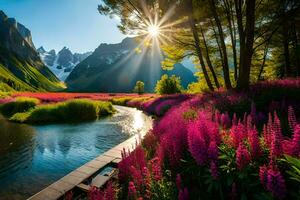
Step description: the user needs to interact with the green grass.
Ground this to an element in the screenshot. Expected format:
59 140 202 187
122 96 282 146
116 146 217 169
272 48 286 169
110 97 134 106
0 97 40 117
10 99 115 124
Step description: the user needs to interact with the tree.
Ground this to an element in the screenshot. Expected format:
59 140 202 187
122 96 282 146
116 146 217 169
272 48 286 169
133 80 145 95
155 74 182 94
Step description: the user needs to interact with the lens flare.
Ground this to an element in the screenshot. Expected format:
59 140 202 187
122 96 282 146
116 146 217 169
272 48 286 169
147 25 160 37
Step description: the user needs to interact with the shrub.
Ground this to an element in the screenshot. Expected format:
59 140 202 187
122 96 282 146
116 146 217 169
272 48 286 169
155 74 182 95
0 97 39 117
11 99 114 124
133 80 145 95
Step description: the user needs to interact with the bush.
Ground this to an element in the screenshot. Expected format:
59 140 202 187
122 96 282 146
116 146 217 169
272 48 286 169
133 80 145 95
0 97 39 117
155 74 182 94
10 99 115 124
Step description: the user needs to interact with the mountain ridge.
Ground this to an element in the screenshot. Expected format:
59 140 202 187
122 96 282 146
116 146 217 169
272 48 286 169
0 10 63 92
66 37 196 92
38 46 92 81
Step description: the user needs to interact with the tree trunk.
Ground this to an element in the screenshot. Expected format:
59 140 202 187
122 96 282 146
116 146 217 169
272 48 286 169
200 26 220 88
236 0 256 90
209 0 232 89
187 0 214 91
257 43 269 81
224 0 238 81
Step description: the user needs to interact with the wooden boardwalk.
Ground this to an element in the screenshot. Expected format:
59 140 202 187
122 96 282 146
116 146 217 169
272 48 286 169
27 135 139 200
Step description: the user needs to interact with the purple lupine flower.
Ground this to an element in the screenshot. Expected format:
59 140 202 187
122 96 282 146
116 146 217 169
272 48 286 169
221 112 231 129
187 122 207 166
259 165 268 189
288 106 297 131
128 181 137 198
104 181 115 200
208 141 218 161
236 143 251 170
248 128 261 159
266 167 286 199
178 187 189 200
270 130 282 159
232 113 238 126
150 157 162 181
273 112 282 140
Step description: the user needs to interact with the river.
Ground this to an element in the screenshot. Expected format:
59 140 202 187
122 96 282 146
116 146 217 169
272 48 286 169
0 106 152 200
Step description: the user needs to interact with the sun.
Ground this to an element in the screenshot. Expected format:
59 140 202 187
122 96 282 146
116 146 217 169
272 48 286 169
147 25 160 37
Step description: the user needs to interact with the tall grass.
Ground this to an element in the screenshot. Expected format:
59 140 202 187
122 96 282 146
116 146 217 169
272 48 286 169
10 99 115 124
0 97 39 117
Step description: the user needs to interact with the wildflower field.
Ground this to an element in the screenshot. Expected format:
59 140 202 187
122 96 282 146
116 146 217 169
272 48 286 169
1 79 299 199
88 79 300 200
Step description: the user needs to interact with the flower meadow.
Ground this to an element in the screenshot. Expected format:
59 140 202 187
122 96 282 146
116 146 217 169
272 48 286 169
88 78 300 200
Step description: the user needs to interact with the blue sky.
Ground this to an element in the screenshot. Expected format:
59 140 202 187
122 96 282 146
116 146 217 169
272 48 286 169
0 0 126 53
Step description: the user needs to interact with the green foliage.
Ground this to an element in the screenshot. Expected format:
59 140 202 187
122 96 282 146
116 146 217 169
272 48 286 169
133 80 145 95
111 97 133 106
10 99 114 124
155 74 182 95
281 155 300 183
0 97 39 117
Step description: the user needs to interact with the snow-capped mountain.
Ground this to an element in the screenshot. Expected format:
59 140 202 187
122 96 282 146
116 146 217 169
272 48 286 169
37 46 92 81
66 37 197 92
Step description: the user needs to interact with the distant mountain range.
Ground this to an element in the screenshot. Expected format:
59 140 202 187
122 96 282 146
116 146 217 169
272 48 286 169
66 37 196 92
37 46 92 81
0 10 196 93
0 10 63 92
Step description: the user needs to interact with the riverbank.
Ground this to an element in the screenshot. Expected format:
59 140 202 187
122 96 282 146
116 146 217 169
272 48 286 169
0 98 115 124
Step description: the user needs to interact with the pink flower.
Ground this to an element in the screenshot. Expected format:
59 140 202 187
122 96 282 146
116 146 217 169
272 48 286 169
150 157 162 181
104 181 115 200
266 167 286 199
178 187 189 200
187 122 208 166
288 106 297 131
230 122 247 149
248 128 261 159
236 143 251 170
88 186 104 200
208 141 218 161
221 112 231 129
128 181 137 198
259 165 268 189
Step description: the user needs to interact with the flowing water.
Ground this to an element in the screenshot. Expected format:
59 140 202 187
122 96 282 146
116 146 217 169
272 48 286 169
0 106 152 200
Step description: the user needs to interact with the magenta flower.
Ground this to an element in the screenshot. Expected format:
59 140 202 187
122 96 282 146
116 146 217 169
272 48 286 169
266 167 286 199
178 187 189 200
208 141 218 161
236 143 251 170
104 181 115 200
187 121 208 166
248 128 261 159
221 112 231 129
128 181 137 198
259 165 268 189
150 157 162 181
288 106 297 131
